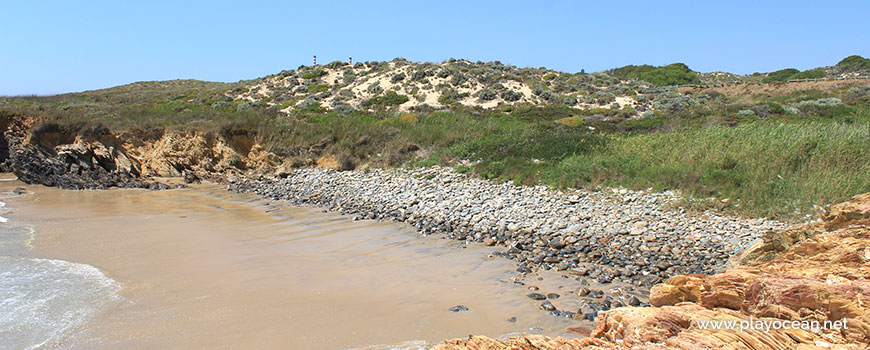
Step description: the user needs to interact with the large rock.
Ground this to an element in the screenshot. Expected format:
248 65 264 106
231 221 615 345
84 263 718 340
649 275 705 307
824 193 870 230
737 193 870 266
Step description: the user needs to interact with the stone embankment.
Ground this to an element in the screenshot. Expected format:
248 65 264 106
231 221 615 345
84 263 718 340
228 167 786 287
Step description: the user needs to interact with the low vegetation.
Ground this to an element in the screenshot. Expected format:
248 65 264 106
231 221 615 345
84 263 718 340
609 63 701 86
2 56 869 221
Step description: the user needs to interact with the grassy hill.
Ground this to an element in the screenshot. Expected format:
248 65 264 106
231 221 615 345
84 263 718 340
1 55 868 220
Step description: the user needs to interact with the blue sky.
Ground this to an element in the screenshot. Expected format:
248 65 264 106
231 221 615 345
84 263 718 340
1 0 867 95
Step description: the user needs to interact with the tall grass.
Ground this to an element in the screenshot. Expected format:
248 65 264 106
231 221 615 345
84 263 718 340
543 121 870 219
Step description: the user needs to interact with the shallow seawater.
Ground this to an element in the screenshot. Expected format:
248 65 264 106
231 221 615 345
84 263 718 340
0 180 124 350
0 177 582 350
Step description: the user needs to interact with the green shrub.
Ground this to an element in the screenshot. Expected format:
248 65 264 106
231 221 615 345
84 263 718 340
618 106 637 118
366 83 383 94
768 102 786 114
325 61 346 69
593 91 616 104
308 84 329 93
835 55 870 73
608 64 656 80
411 70 430 81
333 103 355 114
298 98 321 110
236 102 253 112
480 89 497 101
439 90 469 105
451 73 468 86
391 73 406 83
790 69 826 80
652 94 696 113
211 101 230 109
762 68 800 83
362 91 409 108
500 90 523 102
342 69 356 84
638 63 700 86
300 68 326 80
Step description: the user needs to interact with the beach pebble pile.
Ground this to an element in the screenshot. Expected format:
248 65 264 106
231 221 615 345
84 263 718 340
228 166 787 287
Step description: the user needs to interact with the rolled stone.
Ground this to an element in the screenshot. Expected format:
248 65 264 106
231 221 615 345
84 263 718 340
527 293 547 301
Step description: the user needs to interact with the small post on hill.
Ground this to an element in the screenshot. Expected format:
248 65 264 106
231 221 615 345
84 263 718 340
349 57 352 65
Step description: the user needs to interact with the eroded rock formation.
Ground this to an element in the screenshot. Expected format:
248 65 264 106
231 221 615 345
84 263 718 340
0 114 285 189
434 193 870 350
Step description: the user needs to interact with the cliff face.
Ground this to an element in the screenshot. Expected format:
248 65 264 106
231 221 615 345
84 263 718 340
434 193 870 350
0 114 283 189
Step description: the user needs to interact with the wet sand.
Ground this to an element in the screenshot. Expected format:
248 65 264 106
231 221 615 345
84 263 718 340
4 180 581 349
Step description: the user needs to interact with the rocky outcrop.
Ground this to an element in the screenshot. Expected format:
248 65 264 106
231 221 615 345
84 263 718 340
10 138 153 189
736 193 870 266
824 193 870 230
434 193 870 349
0 114 285 189
115 128 281 179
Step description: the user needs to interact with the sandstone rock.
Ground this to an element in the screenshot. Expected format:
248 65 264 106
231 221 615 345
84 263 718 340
432 335 612 350
316 155 340 170
823 193 870 230
438 193 870 349
649 275 704 307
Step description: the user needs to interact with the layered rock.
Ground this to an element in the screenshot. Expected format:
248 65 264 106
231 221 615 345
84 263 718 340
434 193 870 349
0 114 285 189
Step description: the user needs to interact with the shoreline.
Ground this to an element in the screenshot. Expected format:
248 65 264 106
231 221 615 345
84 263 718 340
227 166 791 324
3 179 586 349
229 167 787 287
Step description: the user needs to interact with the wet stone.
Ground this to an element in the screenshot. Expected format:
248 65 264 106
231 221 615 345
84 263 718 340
448 305 469 312
527 293 547 301
540 301 557 311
